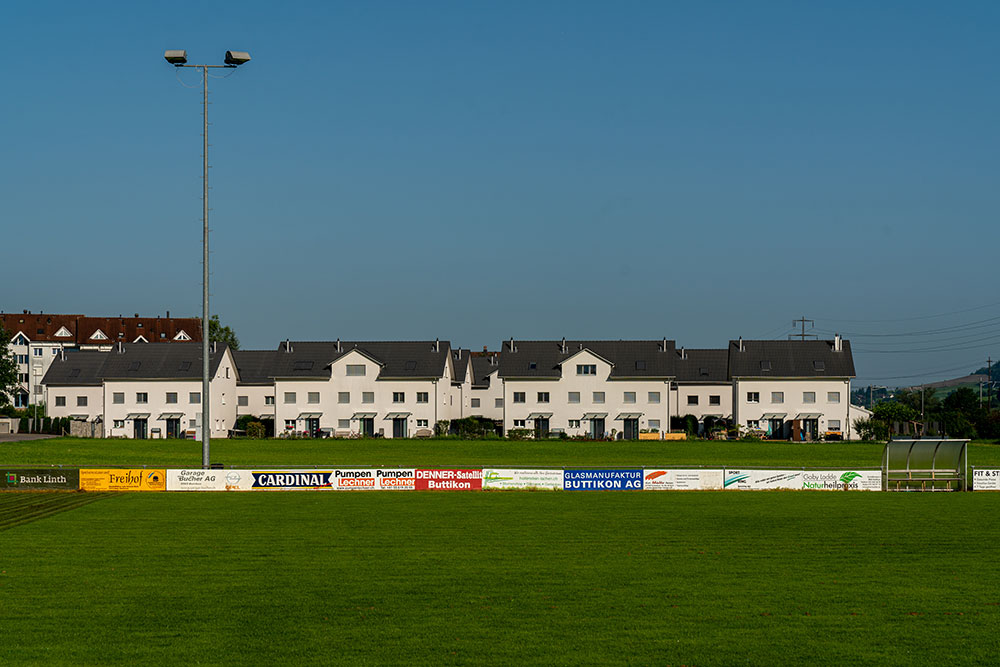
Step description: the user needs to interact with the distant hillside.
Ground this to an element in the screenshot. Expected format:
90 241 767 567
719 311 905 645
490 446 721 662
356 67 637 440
906 374 988 392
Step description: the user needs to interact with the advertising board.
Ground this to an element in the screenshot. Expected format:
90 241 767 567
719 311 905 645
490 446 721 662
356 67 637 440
329 469 416 491
724 469 881 491
643 469 723 491
482 469 563 490
166 469 255 491
414 469 482 491
973 469 1000 491
563 469 643 490
250 470 335 490
79 469 166 492
1 468 79 490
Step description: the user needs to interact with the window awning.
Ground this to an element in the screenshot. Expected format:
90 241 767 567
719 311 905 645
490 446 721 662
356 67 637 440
701 414 724 419
125 413 150 419
69 414 90 421
384 412 411 419
795 413 822 420
258 414 275 420
527 412 552 419
351 412 377 419
298 412 323 419
158 412 184 420
582 412 608 420
760 413 787 420
615 413 643 420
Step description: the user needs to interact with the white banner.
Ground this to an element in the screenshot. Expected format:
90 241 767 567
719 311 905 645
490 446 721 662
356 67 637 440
167 469 254 491
643 469 723 490
330 468 415 491
482 469 563 490
724 469 881 491
973 469 1000 491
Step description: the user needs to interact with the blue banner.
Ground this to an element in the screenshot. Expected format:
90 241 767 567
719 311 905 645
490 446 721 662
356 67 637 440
251 471 333 489
563 469 643 490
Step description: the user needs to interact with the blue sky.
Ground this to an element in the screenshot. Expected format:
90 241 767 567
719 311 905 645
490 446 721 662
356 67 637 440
3 1 998 384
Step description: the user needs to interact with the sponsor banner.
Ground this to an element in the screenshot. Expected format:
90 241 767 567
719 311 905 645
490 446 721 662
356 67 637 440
724 469 881 491
973 469 1000 491
79 469 166 492
251 470 334 490
330 469 416 491
1 468 79 490
643 469 724 491
563 469 643 491
482 469 563 490
166 469 255 491
415 469 482 491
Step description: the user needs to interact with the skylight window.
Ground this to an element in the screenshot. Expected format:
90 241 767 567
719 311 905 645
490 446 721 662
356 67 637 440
813 360 826 371
635 360 646 370
128 361 141 371
293 361 314 371
404 361 417 371
760 361 772 371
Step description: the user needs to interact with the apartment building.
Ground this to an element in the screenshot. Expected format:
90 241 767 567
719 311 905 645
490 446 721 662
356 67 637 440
4 311 201 408
671 348 732 432
729 337 855 440
497 339 676 438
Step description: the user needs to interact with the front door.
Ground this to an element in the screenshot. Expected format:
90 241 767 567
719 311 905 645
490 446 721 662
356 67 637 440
804 419 819 441
306 417 320 437
623 418 639 440
133 419 148 440
534 417 550 439
360 417 375 438
590 418 605 439
392 417 407 439
166 418 180 439
768 419 785 439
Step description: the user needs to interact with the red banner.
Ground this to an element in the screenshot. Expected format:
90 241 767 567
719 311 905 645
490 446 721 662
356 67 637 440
414 469 482 491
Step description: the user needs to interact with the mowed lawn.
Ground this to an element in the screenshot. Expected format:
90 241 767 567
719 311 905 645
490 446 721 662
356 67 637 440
3 436 1000 469
2 491 999 665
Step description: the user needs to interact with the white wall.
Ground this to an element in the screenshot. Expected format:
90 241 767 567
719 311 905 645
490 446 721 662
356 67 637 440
46 385 103 422
733 378 851 438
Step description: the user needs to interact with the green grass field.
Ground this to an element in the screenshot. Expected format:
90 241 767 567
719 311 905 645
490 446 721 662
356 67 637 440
2 491 999 664
3 436 1000 469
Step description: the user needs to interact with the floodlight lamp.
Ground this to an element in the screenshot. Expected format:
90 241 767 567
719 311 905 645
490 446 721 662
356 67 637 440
224 51 251 66
164 50 188 65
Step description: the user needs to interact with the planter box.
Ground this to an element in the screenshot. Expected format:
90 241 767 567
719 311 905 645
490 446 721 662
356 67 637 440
662 433 687 441
638 432 662 440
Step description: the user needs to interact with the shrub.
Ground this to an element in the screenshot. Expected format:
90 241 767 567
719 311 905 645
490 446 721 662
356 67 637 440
19 417 28 433
506 428 532 441
246 421 266 439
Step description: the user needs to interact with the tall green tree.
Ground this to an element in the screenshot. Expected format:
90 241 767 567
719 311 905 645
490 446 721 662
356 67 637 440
208 315 240 351
0 324 19 406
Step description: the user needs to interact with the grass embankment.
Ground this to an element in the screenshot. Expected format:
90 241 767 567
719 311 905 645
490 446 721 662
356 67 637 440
1 491 998 664
3 436 1000 470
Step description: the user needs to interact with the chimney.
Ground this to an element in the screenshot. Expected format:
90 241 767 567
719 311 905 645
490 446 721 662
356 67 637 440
662 337 667 352
738 337 744 352
60 348 65 361
834 334 842 352
336 338 341 353
23 309 28 314
509 337 515 352
435 338 440 352
561 337 567 353
680 347 686 360
134 313 139 318
211 341 217 354
116 341 124 354
166 310 170 318
483 345 488 353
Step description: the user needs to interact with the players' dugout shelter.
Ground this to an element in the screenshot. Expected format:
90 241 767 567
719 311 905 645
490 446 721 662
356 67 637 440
883 439 968 491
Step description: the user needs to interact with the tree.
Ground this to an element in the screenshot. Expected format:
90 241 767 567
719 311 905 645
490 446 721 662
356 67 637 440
943 386 979 415
208 315 240 351
0 324 19 406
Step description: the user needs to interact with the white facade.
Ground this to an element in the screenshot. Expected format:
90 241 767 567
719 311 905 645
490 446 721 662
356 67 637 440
10 332 66 408
672 383 733 423
733 378 852 439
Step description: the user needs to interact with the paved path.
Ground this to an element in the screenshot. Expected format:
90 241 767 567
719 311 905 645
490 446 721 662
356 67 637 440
0 434 59 443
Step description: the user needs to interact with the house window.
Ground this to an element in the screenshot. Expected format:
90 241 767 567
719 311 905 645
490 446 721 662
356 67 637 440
362 392 374 404
307 392 320 404
33 348 43 357
624 392 636 404
76 396 87 407
238 395 248 407
495 398 504 408
18 373 29 383
265 396 275 405
189 419 197 428
648 419 661 430
114 420 125 428
34 386 42 395
417 419 429 428
284 420 295 430
746 392 760 404
648 392 660 404
52 348 58 355
13 334 28 346
513 392 525 404
16 355 27 364
284 392 296 404
828 392 841 403
803 392 816 404
417 392 429 403
346 365 366 376
393 392 405 403
577 364 597 375
514 420 526 428
14 392 28 408
537 392 550 403
111 392 123 405
828 419 842 431
166 392 178 404
336 419 350 429
136 392 148 404
687 395 699 406
593 392 605 404
746 420 760 429
568 419 581 428
568 392 580 404
338 392 350 404
55 396 66 407
771 392 783 404
470 398 480 408
709 395 721 406
190 392 200 404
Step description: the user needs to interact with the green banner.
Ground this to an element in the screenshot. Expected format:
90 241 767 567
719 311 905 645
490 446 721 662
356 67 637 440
1 469 80 490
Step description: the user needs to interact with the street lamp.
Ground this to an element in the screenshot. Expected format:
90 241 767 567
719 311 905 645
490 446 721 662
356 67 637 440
164 49 251 468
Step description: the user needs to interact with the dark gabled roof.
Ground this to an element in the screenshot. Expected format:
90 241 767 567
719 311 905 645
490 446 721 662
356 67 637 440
41 350 108 386
728 340 855 378
451 349 470 384
471 354 500 388
497 340 676 379
98 342 229 380
3 313 81 343
1 313 201 344
273 341 452 379
233 350 283 385
674 349 729 383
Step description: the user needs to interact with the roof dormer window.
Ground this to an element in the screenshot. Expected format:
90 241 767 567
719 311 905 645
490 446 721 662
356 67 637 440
635 360 646 370
759 361 772 371
813 360 825 371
